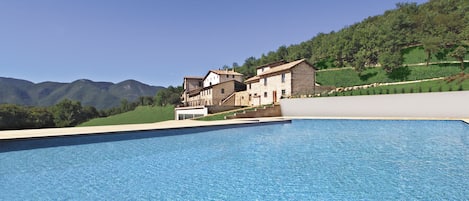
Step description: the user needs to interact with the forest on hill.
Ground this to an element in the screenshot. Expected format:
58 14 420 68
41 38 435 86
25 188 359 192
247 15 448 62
231 0 469 78
0 78 164 109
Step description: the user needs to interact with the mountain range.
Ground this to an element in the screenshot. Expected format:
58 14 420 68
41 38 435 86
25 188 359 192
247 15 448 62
0 77 164 109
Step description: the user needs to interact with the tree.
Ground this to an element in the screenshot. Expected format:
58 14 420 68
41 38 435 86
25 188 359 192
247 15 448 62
232 62 240 72
448 46 467 70
29 107 55 128
277 45 289 60
379 50 403 73
0 104 30 130
352 49 368 72
154 86 183 106
52 99 86 127
422 36 441 66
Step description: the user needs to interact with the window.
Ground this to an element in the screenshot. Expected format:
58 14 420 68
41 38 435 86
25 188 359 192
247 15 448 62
264 92 267 98
221 88 225 94
232 75 235 78
261 67 264 72
281 73 286 83
198 82 202 87
281 89 286 95
264 78 267 86
249 84 251 89
226 75 229 78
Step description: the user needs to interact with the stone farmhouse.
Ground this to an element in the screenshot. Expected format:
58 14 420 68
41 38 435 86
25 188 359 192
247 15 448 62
181 70 245 107
175 58 317 119
245 59 317 106
177 70 246 120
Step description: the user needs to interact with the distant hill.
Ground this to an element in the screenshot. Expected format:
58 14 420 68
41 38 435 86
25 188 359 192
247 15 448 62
0 77 164 109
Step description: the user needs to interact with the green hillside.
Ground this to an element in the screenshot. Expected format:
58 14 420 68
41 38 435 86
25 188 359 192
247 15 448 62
79 105 174 127
224 0 469 78
317 63 469 87
402 46 469 64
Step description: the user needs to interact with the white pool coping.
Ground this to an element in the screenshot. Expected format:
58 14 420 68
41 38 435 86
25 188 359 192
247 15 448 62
0 118 289 140
1 117 467 140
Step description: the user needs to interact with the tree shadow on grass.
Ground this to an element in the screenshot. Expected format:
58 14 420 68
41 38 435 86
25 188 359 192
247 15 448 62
388 66 411 81
359 72 378 81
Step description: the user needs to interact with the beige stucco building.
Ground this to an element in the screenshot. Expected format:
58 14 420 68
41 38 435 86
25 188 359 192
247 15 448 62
245 59 317 106
181 70 245 107
203 70 243 87
177 59 317 119
177 69 246 120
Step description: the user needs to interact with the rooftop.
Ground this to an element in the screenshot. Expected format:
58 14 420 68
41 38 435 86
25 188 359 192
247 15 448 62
209 70 243 76
255 60 287 69
257 59 308 76
184 76 204 80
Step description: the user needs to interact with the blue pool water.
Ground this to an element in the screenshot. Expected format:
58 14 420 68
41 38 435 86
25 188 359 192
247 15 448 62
1 120 468 200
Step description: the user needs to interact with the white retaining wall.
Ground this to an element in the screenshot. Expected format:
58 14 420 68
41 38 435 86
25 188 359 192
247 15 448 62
280 91 469 118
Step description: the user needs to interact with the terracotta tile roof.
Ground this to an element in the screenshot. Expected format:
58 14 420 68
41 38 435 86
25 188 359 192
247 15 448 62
255 60 287 69
258 59 309 76
209 70 243 76
184 76 204 79
245 76 260 83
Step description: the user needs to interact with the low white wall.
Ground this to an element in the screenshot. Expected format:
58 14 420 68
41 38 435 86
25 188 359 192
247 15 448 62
174 106 208 120
280 91 469 118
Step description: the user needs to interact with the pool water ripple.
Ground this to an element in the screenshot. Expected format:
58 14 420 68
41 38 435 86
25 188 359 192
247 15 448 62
1 119 468 200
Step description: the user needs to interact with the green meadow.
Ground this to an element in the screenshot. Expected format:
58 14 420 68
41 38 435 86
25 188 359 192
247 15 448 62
79 105 174 126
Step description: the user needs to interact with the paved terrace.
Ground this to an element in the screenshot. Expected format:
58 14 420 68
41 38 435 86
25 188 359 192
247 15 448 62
0 118 289 140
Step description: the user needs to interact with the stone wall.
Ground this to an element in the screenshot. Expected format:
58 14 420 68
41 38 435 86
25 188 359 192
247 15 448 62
226 104 282 119
291 62 316 95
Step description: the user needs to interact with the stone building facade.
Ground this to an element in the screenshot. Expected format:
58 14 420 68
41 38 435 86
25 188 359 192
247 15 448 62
181 76 203 106
245 59 317 106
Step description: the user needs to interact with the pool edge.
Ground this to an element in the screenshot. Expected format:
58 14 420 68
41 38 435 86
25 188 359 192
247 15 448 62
0 118 291 141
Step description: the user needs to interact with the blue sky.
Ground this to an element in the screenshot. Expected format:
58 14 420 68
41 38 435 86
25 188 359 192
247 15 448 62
0 0 428 87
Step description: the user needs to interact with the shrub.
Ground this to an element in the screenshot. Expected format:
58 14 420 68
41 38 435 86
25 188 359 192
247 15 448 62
410 88 414 93
401 88 405 94
458 85 463 91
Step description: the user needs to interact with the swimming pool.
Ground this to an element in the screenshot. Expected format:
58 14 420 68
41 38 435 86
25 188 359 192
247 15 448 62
1 120 468 200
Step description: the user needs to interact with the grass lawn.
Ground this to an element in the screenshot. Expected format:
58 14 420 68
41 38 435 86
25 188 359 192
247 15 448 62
316 64 469 87
402 46 469 64
79 105 174 127
325 74 469 97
